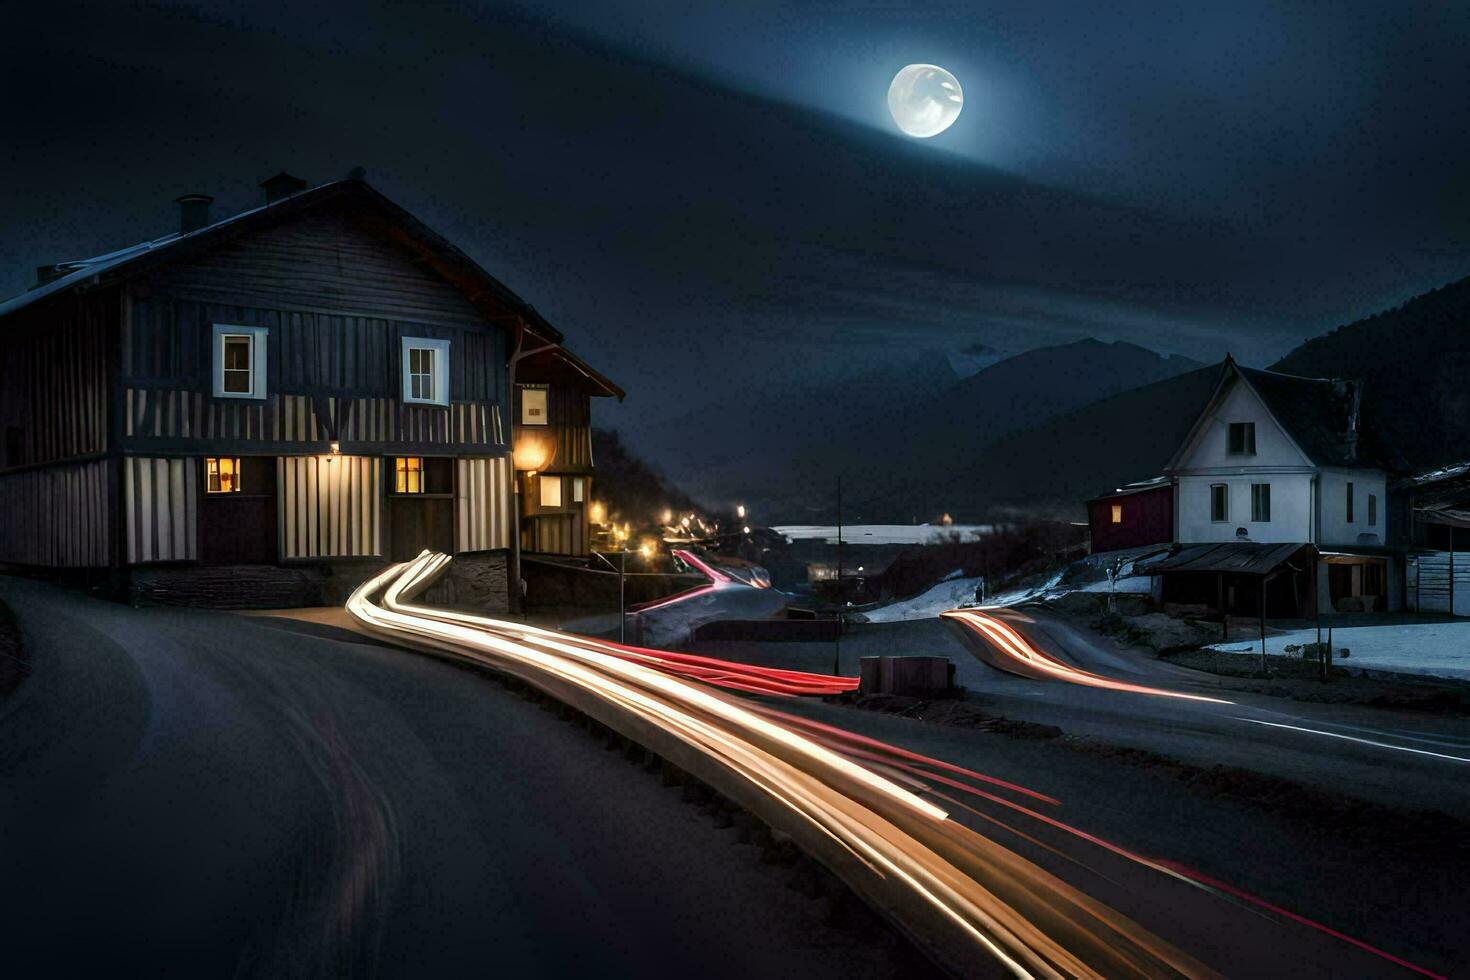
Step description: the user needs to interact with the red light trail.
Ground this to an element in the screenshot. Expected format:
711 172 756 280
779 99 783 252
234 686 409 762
346 555 1440 978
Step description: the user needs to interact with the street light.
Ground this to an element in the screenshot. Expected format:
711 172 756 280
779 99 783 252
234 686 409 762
736 504 746 519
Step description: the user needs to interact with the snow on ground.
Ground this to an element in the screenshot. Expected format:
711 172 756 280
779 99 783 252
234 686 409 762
773 524 991 545
862 575 985 623
863 569 1075 623
1078 575 1153 594
1211 622 1470 682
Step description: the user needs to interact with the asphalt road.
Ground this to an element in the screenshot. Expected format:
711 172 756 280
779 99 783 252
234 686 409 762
691 609 1470 977
0 578 932 979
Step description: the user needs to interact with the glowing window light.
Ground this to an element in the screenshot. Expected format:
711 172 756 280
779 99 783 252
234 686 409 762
395 456 423 493
206 457 241 493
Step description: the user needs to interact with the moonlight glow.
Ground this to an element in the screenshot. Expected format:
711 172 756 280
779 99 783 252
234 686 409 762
887 64 963 138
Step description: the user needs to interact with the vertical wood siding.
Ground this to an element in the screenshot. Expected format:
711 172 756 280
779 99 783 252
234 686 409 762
455 457 512 552
279 456 382 559
0 297 111 469
123 387 504 452
125 457 199 564
139 210 498 329
0 459 110 567
126 291 509 406
513 383 593 473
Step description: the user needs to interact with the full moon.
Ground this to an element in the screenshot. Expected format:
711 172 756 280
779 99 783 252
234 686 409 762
887 64 963 138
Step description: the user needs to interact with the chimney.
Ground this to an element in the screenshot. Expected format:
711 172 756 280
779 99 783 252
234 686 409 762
33 264 66 287
176 194 214 234
260 171 307 205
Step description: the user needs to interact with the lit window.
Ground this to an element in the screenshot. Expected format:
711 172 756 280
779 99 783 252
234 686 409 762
401 337 449 406
1210 484 1228 522
1227 422 1256 456
207 457 241 493
1110 504 1123 524
539 475 562 508
572 477 585 503
521 386 548 425
1368 493 1377 527
1251 483 1271 522
395 457 424 494
212 324 268 399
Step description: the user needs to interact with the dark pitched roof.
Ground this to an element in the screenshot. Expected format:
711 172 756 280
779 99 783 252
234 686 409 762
1140 541 1315 576
1169 356 1394 471
1236 364 1376 468
0 177 564 347
518 343 625 400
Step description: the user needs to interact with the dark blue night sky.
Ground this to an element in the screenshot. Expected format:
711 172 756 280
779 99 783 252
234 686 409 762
3 1 1468 479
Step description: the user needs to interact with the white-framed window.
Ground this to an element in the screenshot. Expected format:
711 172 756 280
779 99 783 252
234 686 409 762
539 474 563 508
1346 480 1355 523
1368 493 1377 527
572 477 585 503
212 324 268 399
1227 421 1256 456
520 386 549 425
1251 483 1271 522
1210 483 1229 522
401 337 449 406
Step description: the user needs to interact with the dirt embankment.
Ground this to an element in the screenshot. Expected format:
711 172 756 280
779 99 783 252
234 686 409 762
0 598 28 699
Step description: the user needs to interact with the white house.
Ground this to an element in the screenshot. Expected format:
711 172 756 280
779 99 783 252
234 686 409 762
1163 357 1396 612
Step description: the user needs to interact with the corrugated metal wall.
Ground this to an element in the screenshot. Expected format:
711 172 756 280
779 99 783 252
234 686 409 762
279 456 382 559
1407 552 1470 616
455 456 512 552
125 456 199 563
0 459 111 567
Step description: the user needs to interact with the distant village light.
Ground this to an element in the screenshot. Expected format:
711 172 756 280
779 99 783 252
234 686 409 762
590 501 606 524
742 525 751 535
736 504 746 519
660 508 673 524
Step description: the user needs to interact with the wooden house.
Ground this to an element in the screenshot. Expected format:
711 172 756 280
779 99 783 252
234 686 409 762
1161 356 1397 613
511 344 623 557
0 173 619 609
1086 477 1173 554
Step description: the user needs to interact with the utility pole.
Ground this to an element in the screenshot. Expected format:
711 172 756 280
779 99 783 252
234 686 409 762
834 474 843 677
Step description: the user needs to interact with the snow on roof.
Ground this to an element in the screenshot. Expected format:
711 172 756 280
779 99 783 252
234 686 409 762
1404 460 1470 486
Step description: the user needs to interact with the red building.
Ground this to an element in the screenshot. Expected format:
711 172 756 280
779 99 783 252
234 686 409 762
1087 477 1174 554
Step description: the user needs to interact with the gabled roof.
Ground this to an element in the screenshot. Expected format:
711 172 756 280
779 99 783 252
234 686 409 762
0 177 563 348
518 342 625 400
1165 355 1389 472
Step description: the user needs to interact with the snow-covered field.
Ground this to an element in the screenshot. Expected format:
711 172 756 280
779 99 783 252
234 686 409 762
1211 622 1470 682
774 524 991 545
861 569 1070 623
862 575 985 623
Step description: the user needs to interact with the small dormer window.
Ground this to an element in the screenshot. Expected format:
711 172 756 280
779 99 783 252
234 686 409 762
1227 422 1256 456
212 324 268 399
401 337 449 406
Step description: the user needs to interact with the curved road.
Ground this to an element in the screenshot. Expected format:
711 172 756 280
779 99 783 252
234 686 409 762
0 579 932 978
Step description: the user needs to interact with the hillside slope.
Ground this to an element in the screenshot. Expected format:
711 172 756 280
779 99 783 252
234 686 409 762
1271 275 1470 470
937 366 1223 520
